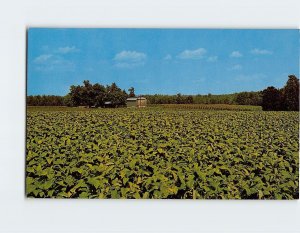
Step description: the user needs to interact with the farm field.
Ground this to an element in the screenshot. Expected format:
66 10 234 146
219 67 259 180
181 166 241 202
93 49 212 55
26 106 299 199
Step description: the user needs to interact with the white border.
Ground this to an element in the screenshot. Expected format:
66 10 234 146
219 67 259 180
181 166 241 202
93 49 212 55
0 0 299 232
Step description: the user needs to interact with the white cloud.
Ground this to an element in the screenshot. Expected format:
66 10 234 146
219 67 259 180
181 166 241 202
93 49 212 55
114 50 147 62
33 54 74 71
114 50 147 68
33 46 79 71
177 48 207 59
33 54 53 64
230 64 242 70
230 51 243 58
250 48 273 55
56 46 79 54
164 54 172 60
207 56 218 62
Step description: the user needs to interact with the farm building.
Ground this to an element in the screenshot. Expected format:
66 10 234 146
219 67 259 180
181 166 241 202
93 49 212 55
104 101 114 108
126 97 147 108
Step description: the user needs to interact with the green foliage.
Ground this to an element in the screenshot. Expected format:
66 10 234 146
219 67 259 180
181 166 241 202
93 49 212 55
262 75 299 111
144 91 263 106
235 92 262 106
145 93 238 105
262 87 282 111
68 81 127 107
27 95 65 106
26 107 299 199
282 75 299 111
128 87 135 97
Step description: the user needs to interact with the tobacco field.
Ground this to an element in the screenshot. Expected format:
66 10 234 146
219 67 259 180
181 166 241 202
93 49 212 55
26 107 299 199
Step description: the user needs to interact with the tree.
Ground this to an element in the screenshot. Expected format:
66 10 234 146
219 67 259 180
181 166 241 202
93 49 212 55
109 82 118 93
186 95 194 104
63 94 73 106
67 81 125 107
236 92 248 105
176 93 183 104
262 86 282 111
105 83 128 106
81 80 95 107
128 87 135 97
93 83 106 107
69 85 82 106
261 75 299 111
282 75 299 111
235 92 262 106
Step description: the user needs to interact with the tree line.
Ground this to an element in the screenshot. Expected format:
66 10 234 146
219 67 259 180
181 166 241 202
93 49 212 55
27 83 262 107
144 92 262 106
27 75 299 111
27 90 261 107
27 95 65 106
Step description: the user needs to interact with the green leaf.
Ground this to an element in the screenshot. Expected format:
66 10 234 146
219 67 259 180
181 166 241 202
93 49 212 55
258 190 263 199
134 192 141 199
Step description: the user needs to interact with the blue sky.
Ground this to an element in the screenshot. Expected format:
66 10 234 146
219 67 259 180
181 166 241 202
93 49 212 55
27 29 299 95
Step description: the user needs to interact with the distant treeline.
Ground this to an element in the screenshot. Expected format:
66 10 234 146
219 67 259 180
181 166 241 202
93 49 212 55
144 92 262 105
27 91 262 106
27 95 65 106
27 75 299 111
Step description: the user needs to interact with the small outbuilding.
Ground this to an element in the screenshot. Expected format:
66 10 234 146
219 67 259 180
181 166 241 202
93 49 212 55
126 97 147 108
104 101 115 108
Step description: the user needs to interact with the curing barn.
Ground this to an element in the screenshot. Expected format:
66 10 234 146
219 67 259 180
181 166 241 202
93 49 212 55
126 97 147 107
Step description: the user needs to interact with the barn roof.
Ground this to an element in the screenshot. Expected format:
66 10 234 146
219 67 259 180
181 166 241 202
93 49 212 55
127 98 137 101
126 97 146 101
